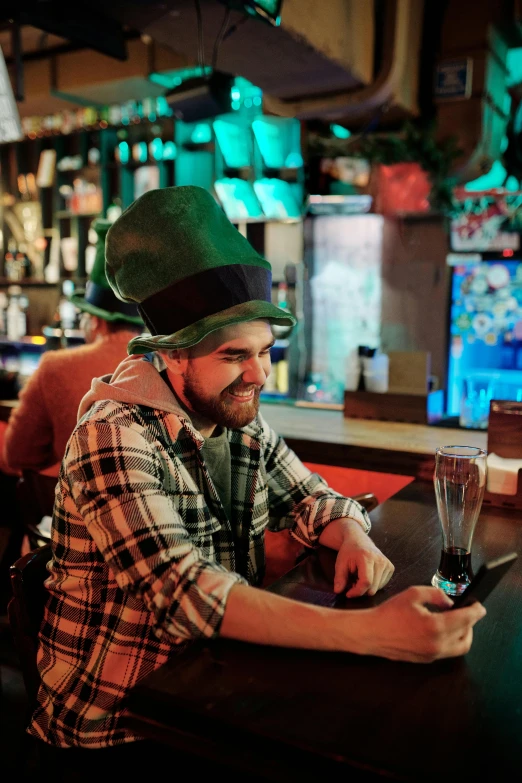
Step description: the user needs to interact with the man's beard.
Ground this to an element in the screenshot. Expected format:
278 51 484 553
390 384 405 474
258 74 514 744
182 372 262 429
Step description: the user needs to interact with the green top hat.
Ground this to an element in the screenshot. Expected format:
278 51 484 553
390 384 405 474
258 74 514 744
69 219 143 325
105 186 296 354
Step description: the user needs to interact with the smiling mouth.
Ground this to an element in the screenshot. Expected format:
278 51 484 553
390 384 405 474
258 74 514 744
226 387 256 402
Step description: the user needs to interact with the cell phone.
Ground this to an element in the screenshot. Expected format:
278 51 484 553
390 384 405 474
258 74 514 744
451 552 518 609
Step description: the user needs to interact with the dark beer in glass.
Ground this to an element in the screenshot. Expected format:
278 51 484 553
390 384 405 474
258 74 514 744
432 445 487 596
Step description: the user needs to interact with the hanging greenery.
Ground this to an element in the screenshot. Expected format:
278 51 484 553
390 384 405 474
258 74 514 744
307 121 462 216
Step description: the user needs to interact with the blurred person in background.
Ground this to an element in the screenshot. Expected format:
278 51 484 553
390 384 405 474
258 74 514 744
0 220 142 606
2 219 143 476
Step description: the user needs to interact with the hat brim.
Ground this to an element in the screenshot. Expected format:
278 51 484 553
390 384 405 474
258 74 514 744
126 301 296 355
69 292 144 326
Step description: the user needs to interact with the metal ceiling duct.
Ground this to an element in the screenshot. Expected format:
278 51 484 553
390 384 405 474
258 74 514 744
263 0 424 124
104 1 371 96
104 0 424 126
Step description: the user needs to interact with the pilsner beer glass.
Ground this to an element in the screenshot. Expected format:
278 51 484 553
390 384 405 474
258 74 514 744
432 445 487 596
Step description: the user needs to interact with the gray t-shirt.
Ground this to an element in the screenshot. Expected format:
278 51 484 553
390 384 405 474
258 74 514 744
201 427 232 522
159 369 233 522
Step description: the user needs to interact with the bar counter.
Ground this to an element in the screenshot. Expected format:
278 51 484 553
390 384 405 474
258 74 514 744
260 402 487 479
124 479 522 781
0 398 487 480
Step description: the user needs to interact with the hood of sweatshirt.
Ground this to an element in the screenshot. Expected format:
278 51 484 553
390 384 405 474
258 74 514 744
78 352 192 422
77 353 264 446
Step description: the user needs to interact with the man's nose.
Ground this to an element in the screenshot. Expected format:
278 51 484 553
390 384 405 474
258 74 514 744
241 357 268 386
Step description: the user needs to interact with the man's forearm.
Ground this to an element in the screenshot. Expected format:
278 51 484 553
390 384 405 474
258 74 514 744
219 583 368 653
318 516 368 551
218 581 487 663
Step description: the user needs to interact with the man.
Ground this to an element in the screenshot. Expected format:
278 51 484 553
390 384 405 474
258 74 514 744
29 187 485 762
3 219 143 476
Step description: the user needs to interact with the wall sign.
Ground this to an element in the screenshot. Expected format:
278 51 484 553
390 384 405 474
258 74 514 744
0 46 23 143
435 58 473 101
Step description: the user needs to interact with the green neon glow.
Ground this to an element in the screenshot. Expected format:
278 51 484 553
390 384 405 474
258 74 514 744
162 141 177 160
507 48 522 87
232 77 262 106
190 124 212 144
118 141 129 164
149 66 212 90
465 160 507 190
149 138 163 161
214 178 264 220
246 0 282 26
330 123 351 139
285 151 304 168
214 119 251 168
252 118 303 169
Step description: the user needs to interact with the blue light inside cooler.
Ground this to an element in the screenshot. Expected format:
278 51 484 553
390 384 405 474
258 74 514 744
447 260 522 416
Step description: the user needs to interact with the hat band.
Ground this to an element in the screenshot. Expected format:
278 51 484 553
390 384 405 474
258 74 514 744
85 281 141 317
138 264 272 336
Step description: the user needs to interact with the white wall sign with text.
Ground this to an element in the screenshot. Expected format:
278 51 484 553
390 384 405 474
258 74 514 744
0 46 23 144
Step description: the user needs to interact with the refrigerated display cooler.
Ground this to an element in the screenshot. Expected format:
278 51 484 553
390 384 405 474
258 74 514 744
447 257 522 426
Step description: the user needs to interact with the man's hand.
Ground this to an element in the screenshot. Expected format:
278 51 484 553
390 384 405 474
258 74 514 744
318 517 395 597
360 586 487 662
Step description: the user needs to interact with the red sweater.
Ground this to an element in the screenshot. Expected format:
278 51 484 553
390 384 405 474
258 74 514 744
3 332 136 474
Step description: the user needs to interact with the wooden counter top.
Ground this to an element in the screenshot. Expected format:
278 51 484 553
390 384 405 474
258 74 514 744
260 403 487 478
125 480 522 781
0 397 487 478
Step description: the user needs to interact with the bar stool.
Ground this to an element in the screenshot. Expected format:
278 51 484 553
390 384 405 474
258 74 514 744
16 470 57 549
8 544 52 711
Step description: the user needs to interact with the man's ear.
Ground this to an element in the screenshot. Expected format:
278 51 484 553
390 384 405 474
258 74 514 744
162 348 189 375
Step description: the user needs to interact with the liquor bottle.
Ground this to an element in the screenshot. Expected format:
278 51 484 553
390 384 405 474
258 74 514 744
58 280 78 330
0 292 8 335
6 285 27 341
17 243 32 279
276 358 289 395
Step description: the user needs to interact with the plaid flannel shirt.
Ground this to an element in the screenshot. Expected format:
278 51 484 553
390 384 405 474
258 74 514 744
29 396 370 748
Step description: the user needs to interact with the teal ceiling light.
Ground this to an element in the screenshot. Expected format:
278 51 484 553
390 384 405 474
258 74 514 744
253 178 301 219
252 117 301 170
117 141 129 164
162 141 177 160
190 123 213 144
149 66 212 91
217 1 282 27
507 48 522 88
155 97 173 118
149 137 164 161
330 123 351 139
230 76 263 113
214 118 252 168
214 178 264 220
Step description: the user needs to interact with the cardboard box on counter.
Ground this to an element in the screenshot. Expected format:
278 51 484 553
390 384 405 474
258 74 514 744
343 350 443 424
387 351 431 395
343 389 444 425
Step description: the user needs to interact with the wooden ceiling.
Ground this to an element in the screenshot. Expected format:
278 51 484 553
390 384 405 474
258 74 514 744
0 25 68 60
